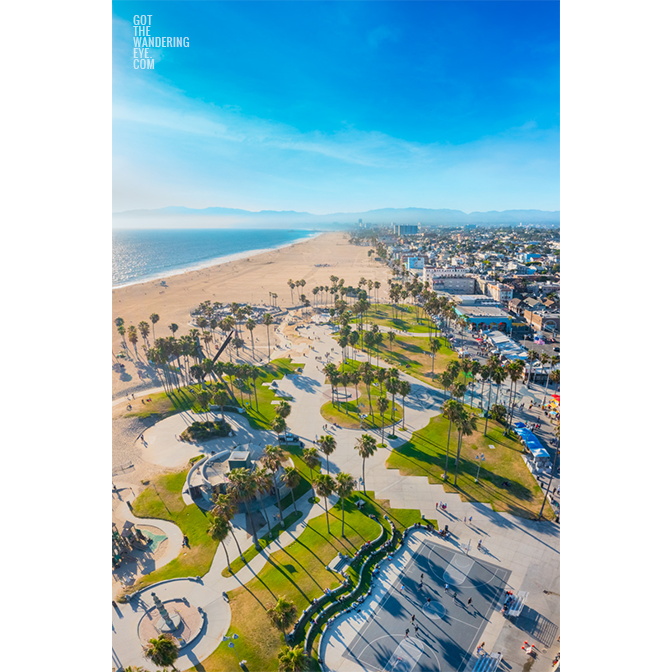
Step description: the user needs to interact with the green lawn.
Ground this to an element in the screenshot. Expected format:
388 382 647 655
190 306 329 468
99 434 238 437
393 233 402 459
128 470 218 592
186 491 435 672
363 303 438 333
353 334 459 388
125 357 301 428
320 399 403 430
386 412 555 520
221 510 304 577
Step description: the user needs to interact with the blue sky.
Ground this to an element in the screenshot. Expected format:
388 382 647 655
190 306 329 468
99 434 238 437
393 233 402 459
113 1 559 214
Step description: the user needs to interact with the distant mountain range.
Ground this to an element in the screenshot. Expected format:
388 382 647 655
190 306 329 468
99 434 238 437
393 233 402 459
113 206 560 228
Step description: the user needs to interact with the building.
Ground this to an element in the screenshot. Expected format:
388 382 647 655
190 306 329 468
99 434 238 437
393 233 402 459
422 267 476 294
486 282 514 303
393 223 419 236
454 305 512 332
524 310 560 333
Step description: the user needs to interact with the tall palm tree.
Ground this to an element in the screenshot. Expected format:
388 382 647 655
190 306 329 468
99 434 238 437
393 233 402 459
272 416 287 441
253 464 275 530
486 364 506 437
143 633 178 670
377 395 390 443
278 644 308 672
208 514 233 573
386 375 400 427
454 409 478 486
361 366 375 415
262 312 274 361
301 446 321 498
261 445 285 524
350 367 362 411
267 596 297 637
315 473 336 534
212 493 244 558
149 313 160 342
317 435 336 474
429 337 442 377
275 400 291 439
478 363 491 410
355 433 378 492
246 318 256 359
441 399 461 479
398 379 411 429
469 360 481 407
138 320 151 346
282 466 301 514
227 468 261 550
505 360 525 432
335 471 356 537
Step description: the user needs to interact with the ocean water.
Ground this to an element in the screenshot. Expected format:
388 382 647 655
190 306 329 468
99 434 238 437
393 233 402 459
112 228 321 288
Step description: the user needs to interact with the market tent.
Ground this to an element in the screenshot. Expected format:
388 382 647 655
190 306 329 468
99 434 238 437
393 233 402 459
512 425 549 461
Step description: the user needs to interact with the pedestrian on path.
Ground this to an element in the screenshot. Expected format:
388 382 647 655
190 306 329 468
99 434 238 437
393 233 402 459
414 624 419 635
411 614 415 623
405 629 409 638
445 583 450 593
467 597 472 607
400 584 405 593
464 516 467 523
477 539 482 550
469 516 472 523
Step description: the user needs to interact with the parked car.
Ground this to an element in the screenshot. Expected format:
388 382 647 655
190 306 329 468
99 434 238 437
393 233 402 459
278 434 304 447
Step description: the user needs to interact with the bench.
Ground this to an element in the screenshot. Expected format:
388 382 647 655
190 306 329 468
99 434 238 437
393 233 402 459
472 651 502 671
504 590 528 618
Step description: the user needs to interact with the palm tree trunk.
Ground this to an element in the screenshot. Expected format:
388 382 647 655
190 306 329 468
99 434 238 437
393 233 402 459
274 476 284 525
443 420 453 477
221 540 231 572
324 498 330 535
484 382 493 436
341 496 346 537
454 431 463 485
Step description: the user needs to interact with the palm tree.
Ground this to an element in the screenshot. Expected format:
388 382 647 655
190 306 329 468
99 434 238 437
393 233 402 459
149 313 160 342
278 644 308 672
398 379 411 429
387 330 396 350
440 369 454 400
253 464 275 530
267 596 297 637
315 473 336 534
143 633 178 670
275 400 291 440
262 312 274 361
317 435 336 474
441 399 461 480
272 416 287 441
138 320 151 346
355 433 378 492
429 337 442 377
361 366 375 415
350 367 362 411
169 323 179 337
246 318 256 359
550 368 560 391
208 514 233 573
212 493 244 559
478 363 491 410
261 444 285 525
505 360 525 432
486 364 506 437
377 395 390 443
282 466 301 514
227 468 261 550
386 373 400 427
335 471 356 536
301 446 321 499
454 409 478 486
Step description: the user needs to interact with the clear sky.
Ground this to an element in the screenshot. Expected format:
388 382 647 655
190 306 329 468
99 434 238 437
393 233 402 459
113 1 559 214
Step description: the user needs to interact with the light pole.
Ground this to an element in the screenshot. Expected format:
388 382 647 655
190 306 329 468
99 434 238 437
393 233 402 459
223 633 246 667
474 453 485 483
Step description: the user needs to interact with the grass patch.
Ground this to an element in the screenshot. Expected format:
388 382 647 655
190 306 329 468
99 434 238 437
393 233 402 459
320 399 403 430
363 303 438 334
221 510 304 577
129 470 218 591
386 412 554 520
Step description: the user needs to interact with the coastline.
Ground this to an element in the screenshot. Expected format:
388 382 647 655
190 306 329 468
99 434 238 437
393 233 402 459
112 230 324 289
112 230 390 398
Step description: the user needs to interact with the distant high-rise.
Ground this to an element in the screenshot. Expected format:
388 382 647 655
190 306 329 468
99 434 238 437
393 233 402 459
393 223 419 236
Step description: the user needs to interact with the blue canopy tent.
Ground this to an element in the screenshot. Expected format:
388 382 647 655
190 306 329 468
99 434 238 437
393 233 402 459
512 423 550 464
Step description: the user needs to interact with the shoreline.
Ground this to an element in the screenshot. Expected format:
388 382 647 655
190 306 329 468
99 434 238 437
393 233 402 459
112 230 324 289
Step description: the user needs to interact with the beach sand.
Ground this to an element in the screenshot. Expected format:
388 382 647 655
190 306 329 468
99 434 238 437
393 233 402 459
112 231 388 399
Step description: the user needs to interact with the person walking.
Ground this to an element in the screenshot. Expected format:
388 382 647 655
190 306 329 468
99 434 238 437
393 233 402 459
414 624 419 635
411 614 415 623
477 539 482 550
467 597 472 607
405 628 409 638
445 583 450 593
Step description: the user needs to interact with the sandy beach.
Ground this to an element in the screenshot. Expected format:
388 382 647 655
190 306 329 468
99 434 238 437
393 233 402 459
112 230 388 398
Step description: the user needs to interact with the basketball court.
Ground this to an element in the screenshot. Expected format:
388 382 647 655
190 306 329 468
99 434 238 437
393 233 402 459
343 539 511 672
